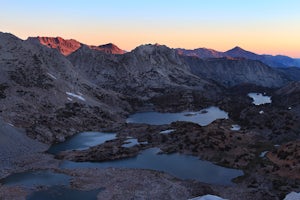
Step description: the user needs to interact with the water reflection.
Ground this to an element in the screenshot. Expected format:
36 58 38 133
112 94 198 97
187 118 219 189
126 106 228 126
60 148 243 186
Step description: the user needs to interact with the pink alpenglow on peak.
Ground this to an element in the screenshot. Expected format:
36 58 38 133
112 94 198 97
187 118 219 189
27 36 82 56
27 37 125 56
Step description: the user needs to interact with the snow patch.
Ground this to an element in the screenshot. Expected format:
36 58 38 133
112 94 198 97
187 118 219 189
230 125 241 131
260 151 268 158
189 194 227 200
67 97 73 101
248 93 271 105
7 123 14 127
140 141 148 145
283 192 300 200
259 110 264 114
47 73 57 80
160 129 175 134
66 92 85 101
122 138 139 148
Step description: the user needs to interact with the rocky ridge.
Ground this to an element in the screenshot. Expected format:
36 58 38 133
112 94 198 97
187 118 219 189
177 46 300 68
27 36 82 56
89 43 125 54
28 37 126 56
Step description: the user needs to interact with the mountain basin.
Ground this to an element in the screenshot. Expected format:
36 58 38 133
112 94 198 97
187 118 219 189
60 148 243 186
126 106 228 126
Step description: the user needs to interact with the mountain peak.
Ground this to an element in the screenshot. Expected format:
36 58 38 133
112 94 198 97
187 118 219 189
27 36 81 56
225 46 260 60
27 37 125 55
99 43 116 48
227 46 246 52
132 43 171 55
90 43 125 54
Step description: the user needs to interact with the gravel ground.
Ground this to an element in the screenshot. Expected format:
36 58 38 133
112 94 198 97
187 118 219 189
0 119 49 178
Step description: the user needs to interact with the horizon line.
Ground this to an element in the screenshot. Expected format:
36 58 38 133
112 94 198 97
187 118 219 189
3 31 300 59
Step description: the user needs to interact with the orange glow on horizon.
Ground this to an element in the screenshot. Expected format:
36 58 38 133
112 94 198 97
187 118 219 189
7 29 300 58
1 0 299 58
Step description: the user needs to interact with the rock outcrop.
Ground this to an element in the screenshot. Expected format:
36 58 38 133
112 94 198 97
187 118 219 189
267 141 300 179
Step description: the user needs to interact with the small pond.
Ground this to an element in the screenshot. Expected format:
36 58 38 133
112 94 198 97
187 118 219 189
60 148 243 186
48 132 116 154
248 93 271 105
0 170 102 200
1 170 70 187
126 106 228 126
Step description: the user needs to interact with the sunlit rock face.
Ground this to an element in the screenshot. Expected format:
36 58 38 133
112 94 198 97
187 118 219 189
28 37 125 56
27 36 82 56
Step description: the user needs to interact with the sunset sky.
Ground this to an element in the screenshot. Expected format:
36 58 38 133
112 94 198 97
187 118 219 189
1 0 299 57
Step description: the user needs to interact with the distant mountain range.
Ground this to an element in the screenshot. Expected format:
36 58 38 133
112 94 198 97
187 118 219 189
23 35 291 89
29 36 300 68
29 36 300 82
177 46 300 68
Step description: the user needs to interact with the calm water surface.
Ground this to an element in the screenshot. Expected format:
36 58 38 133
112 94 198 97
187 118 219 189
48 132 116 154
60 148 243 186
27 186 102 200
126 106 228 126
1 170 70 187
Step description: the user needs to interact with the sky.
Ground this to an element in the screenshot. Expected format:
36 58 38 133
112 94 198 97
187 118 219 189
1 0 300 58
